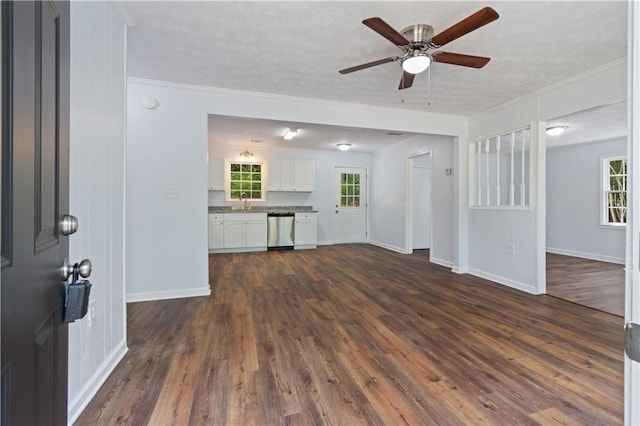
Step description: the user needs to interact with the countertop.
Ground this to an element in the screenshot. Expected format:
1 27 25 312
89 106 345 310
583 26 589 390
209 205 318 214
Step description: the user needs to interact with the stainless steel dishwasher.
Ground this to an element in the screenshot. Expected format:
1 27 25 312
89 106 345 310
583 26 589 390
267 212 295 250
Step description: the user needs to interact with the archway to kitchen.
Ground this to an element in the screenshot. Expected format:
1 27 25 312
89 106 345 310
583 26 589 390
205 114 434 267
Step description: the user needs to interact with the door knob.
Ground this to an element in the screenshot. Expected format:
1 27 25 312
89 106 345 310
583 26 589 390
61 258 92 281
61 258 73 280
77 259 92 278
61 214 78 236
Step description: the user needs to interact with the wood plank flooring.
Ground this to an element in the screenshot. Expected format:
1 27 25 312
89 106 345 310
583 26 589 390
75 245 624 425
546 252 625 317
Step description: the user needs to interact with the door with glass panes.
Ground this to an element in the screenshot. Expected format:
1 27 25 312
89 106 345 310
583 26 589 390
334 167 366 243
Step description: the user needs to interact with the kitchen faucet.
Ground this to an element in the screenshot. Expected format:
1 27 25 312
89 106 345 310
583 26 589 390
240 192 249 210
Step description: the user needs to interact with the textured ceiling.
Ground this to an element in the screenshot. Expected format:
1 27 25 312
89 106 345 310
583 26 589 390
123 1 627 117
122 1 628 152
208 100 627 153
208 115 429 153
547 101 627 148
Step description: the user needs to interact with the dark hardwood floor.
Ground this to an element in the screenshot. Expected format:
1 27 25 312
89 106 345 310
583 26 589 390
546 252 625 317
75 245 624 425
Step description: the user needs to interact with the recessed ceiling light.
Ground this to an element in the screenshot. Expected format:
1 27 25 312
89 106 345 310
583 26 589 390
386 131 404 136
283 128 298 140
337 143 351 151
546 126 568 136
250 139 261 143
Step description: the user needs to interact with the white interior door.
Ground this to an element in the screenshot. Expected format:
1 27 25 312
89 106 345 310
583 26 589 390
334 167 367 243
412 165 431 249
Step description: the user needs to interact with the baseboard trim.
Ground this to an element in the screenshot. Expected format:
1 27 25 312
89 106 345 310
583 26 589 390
368 240 406 254
467 268 539 295
126 286 211 303
452 266 469 274
430 256 453 269
546 247 624 265
67 340 128 425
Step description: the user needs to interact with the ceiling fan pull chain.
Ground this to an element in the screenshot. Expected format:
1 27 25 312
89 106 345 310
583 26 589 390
426 65 432 107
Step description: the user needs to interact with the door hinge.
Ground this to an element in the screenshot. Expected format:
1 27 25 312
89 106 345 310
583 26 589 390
625 322 640 362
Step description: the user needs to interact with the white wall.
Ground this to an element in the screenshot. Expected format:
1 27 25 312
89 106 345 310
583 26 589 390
467 59 627 293
68 2 128 423
126 79 466 302
370 135 454 266
208 145 370 245
547 138 626 263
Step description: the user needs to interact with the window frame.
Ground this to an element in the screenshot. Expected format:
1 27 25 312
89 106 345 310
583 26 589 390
601 155 627 228
225 160 265 202
339 172 362 208
469 125 532 210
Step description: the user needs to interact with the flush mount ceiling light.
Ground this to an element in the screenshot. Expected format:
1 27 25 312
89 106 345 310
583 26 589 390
401 52 432 74
283 128 298 140
337 143 351 151
546 126 568 136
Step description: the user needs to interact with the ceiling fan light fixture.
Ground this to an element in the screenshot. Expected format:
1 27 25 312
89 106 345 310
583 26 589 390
337 143 351 151
546 126 568 136
401 53 431 74
283 128 298 140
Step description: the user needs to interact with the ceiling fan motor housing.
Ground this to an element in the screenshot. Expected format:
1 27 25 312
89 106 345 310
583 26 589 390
401 24 434 43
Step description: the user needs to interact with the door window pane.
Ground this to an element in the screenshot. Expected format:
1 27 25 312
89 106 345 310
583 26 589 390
340 173 361 208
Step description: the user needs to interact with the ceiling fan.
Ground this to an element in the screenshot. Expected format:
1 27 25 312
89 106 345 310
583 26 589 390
339 7 499 90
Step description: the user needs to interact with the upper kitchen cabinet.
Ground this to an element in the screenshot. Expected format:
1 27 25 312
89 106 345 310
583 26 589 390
208 151 225 191
293 161 315 192
268 160 315 192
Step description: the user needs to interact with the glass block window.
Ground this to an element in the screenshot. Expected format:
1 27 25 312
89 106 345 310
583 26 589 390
341 173 361 207
603 156 627 225
228 162 263 200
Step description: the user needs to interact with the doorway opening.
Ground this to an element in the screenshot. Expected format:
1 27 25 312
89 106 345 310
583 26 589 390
545 102 626 316
406 151 432 257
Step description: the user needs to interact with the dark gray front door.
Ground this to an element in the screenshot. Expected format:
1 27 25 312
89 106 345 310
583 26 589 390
1 1 70 424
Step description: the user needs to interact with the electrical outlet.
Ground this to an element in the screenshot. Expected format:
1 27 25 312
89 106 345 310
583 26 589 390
162 186 181 199
547 231 553 240
507 244 516 255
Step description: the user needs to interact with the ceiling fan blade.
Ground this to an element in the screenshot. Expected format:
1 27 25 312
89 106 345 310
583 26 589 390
339 57 398 74
362 17 410 46
429 7 499 48
398 71 415 90
433 52 491 68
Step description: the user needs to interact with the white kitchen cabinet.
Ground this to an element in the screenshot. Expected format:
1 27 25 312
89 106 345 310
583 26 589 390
208 157 225 191
245 220 268 247
208 214 224 250
267 160 292 191
221 213 267 252
268 160 314 192
294 212 317 249
293 161 315 192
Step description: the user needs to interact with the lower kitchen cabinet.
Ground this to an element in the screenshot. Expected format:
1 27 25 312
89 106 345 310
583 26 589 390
208 214 224 250
294 212 317 249
210 212 267 253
